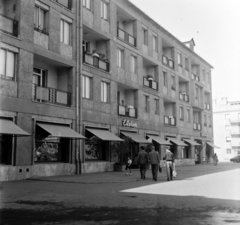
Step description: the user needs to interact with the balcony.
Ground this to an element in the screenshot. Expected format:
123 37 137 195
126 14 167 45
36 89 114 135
117 27 136 47
179 92 189 102
33 84 71 107
53 0 72 9
204 103 210 110
0 13 18 37
83 52 109 72
229 119 240 124
191 73 200 82
143 77 158 90
193 123 201 131
118 105 137 118
162 55 174 69
164 116 176 126
231 131 240 136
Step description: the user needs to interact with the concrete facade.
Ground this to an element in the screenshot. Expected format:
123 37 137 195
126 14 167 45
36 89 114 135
213 98 240 161
0 0 214 181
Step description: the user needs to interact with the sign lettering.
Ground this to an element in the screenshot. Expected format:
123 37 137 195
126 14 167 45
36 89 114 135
122 119 137 128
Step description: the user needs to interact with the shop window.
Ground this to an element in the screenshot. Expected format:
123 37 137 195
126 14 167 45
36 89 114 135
0 48 17 81
0 135 13 165
35 124 70 162
84 130 109 161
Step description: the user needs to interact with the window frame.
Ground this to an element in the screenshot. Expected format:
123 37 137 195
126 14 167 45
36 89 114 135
101 0 108 20
83 0 91 10
60 17 72 45
154 98 159 115
142 26 148 46
101 81 110 103
179 106 184 121
163 71 167 87
144 95 150 113
0 48 17 81
130 55 137 74
186 108 190 123
153 34 158 52
117 48 124 68
34 5 48 32
82 75 92 99
177 52 182 66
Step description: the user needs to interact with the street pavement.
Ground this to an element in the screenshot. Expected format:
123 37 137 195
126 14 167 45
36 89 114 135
0 162 240 225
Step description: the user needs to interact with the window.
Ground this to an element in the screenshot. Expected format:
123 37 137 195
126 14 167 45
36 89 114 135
34 5 48 32
33 67 47 87
225 114 230 120
0 48 16 81
177 53 182 66
83 0 91 10
226 149 231 154
117 49 123 68
186 109 190 122
101 1 108 20
54 0 72 9
171 75 175 90
202 68 205 81
185 57 189 71
142 26 148 46
153 34 158 52
163 71 167 87
82 40 90 53
101 81 109 103
208 116 211 127
82 76 92 99
130 55 136 73
144 95 150 113
180 107 184 120
154 99 159 115
204 114 207 126
225 125 230 131
195 86 199 99
60 16 72 45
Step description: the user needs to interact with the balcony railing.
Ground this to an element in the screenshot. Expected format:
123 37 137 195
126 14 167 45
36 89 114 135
143 77 158 90
191 73 200 82
164 115 176 126
118 105 137 118
204 103 210 110
33 84 71 107
83 52 109 72
231 131 240 135
0 13 18 37
179 92 189 102
193 123 201 130
229 119 240 124
53 0 72 9
117 27 136 47
162 55 174 69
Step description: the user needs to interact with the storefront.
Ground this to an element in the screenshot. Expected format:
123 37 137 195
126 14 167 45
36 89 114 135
83 126 123 173
146 134 172 160
120 131 149 168
0 118 30 165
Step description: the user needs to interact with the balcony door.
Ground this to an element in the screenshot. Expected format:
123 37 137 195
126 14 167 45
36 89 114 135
33 67 48 102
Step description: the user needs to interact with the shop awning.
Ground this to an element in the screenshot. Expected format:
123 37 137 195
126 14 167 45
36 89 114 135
37 123 86 139
86 129 123 141
183 139 201 146
167 138 188 146
147 135 172 145
206 142 220 149
0 119 30 136
121 131 150 143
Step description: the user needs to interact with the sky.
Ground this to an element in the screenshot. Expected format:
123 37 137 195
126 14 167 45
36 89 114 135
129 0 240 101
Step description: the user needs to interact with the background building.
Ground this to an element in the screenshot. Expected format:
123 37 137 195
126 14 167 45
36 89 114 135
0 0 214 181
213 97 240 161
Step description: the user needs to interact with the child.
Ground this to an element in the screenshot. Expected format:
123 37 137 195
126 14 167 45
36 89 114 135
125 157 132 176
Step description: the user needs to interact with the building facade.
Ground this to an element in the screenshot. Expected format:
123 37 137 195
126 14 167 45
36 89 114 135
213 98 240 161
0 0 214 181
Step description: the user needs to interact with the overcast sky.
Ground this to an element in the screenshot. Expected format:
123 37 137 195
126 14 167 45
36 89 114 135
129 0 240 101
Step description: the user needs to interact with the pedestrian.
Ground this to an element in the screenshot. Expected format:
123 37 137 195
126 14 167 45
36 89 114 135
148 145 160 181
163 146 174 181
137 146 149 179
125 157 132 176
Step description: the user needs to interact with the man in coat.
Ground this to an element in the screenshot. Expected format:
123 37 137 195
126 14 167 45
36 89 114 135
137 146 149 179
148 145 160 181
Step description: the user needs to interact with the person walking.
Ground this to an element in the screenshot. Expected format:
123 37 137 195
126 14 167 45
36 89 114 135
213 153 218 166
125 157 132 176
137 146 149 179
163 146 174 181
148 145 160 181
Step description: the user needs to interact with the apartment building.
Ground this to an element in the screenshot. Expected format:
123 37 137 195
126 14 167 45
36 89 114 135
0 0 214 181
213 98 240 161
